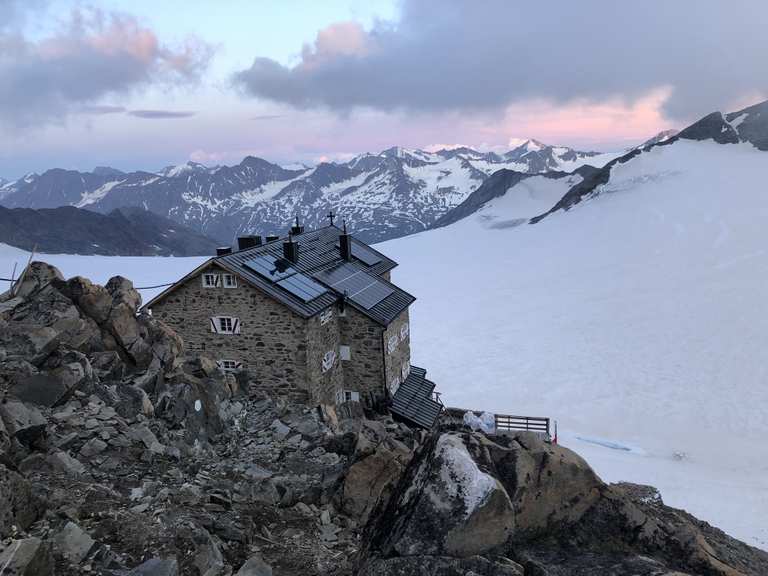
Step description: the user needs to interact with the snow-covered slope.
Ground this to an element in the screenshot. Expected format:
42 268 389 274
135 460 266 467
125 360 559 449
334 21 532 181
381 138 768 550
0 142 618 245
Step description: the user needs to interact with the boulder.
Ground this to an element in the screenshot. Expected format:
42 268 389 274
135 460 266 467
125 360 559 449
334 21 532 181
9 373 72 408
11 261 63 300
0 400 47 447
0 537 54 576
128 557 179 576
485 431 602 537
360 555 524 576
0 464 40 537
235 554 273 576
47 450 86 477
53 521 95 564
341 442 411 524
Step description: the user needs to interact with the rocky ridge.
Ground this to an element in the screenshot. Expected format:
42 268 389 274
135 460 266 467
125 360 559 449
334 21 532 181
1 263 766 575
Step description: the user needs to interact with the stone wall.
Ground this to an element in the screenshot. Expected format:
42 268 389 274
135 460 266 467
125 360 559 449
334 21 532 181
149 263 311 399
338 307 386 406
383 309 411 395
306 306 344 405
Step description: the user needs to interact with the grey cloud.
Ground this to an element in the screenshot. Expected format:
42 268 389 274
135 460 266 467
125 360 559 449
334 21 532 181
79 105 127 115
0 6 212 130
234 0 768 120
250 114 285 120
128 110 196 119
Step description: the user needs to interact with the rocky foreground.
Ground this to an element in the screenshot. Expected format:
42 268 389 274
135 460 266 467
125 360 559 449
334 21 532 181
0 263 766 575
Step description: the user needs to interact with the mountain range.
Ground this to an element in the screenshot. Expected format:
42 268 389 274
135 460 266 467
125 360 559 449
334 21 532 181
0 205 218 256
0 140 619 244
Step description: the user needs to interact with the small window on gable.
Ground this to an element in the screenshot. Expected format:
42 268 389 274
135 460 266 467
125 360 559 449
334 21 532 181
387 334 399 354
217 359 242 372
202 273 220 288
222 274 237 288
400 323 409 340
339 345 351 361
335 389 360 404
210 316 240 334
322 350 336 373
320 308 333 325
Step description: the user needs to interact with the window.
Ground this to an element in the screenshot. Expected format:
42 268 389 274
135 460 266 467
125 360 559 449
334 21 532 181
210 316 240 334
387 334 399 354
202 273 220 288
389 376 400 394
217 359 242 372
222 274 237 289
401 361 410 380
322 350 336 373
335 389 360 404
319 308 333 325
339 345 351 361
400 323 409 340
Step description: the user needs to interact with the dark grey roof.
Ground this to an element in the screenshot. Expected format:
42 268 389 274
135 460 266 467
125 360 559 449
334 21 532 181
391 366 443 429
215 225 414 325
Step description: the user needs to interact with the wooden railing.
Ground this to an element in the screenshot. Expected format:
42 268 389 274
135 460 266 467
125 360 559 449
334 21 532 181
444 407 551 437
494 413 550 435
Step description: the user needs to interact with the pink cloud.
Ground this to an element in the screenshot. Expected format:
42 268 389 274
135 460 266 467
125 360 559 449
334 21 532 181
299 21 371 71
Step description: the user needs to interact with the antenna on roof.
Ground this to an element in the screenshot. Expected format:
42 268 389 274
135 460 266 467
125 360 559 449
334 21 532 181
327 210 335 226
342 219 347 234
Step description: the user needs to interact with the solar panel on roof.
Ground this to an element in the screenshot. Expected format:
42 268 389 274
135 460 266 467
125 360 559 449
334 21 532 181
276 274 327 302
335 241 382 266
243 254 294 281
316 262 394 309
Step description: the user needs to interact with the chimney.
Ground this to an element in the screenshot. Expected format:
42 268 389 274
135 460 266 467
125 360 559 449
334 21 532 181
283 233 299 263
339 221 352 261
216 246 232 256
265 234 280 243
290 215 304 236
237 235 262 251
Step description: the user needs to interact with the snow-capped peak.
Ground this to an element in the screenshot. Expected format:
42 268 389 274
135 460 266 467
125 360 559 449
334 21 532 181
158 161 209 178
635 129 679 150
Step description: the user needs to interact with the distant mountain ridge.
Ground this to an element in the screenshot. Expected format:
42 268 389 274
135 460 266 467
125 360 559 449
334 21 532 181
0 205 219 256
0 141 619 244
530 99 768 224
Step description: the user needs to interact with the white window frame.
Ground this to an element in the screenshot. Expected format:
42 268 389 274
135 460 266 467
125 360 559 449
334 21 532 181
322 350 336 373
319 308 333 325
210 316 240 334
202 273 220 288
335 389 360 404
339 345 351 361
216 359 242 373
222 274 238 289
400 323 409 340
387 334 399 354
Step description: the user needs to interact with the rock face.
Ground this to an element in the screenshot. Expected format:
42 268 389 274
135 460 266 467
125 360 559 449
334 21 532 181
358 430 768 575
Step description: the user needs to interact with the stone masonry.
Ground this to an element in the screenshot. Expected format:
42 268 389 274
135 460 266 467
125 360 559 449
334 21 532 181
148 262 411 408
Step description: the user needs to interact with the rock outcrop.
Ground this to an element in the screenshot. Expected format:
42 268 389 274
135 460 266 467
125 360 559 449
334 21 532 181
358 430 768 575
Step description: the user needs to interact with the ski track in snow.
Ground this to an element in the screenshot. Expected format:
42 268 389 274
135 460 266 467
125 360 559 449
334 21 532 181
0 140 766 550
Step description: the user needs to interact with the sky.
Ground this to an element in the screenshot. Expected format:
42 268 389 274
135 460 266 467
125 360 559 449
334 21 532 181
0 0 766 179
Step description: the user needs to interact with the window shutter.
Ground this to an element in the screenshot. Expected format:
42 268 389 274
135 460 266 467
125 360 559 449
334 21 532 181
214 274 221 287
232 318 240 334
350 391 360 403
210 317 219 333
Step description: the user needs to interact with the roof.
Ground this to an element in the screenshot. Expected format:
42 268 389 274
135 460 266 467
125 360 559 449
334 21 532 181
391 366 443 429
145 225 415 326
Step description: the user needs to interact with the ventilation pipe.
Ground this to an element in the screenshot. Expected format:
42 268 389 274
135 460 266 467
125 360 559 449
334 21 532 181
283 233 299 263
290 215 305 236
339 221 352 261
216 247 232 256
